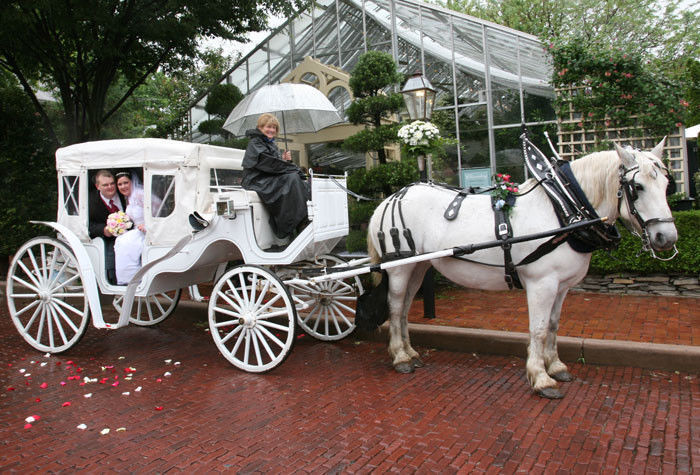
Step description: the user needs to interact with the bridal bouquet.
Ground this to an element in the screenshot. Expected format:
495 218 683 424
106 211 133 236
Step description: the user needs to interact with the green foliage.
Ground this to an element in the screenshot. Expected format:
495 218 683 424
551 39 689 136
342 124 400 155
198 119 226 136
0 0 300 144
205 84 243 118
345 228 368 253
686 59 700 126
589 211 700 275
0 74 56 257
348 51 404 98
343 51 404 165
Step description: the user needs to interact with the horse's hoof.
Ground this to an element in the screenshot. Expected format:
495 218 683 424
394 362 414 374
535 387 564 399
411 357 425 368
551 370 574 382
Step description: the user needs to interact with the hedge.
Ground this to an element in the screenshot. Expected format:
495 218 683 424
590 210 699 275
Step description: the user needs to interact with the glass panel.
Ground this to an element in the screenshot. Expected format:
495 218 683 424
458 104 490 185
314 0 340 65
226 62 248 95
424 52 453 106
493 126 525 183
62 175 80 216
151 175 175 218
247 49 269 91
268 25 290 76
491 83 521 126
328 86 352 119
210 168 243 193
450 16 485 66
524 91 556 122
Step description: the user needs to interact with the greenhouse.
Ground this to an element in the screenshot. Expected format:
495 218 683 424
188 0 559 185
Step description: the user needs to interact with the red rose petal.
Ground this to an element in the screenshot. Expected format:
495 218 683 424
62 402 71 407
111 382 119 387
24 423 32 429
7 387 15 391
35 398 41 402
156 378 162 383
39 383 48 389
155 406 163 411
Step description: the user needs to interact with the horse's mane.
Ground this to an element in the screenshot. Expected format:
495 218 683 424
517 149 663 212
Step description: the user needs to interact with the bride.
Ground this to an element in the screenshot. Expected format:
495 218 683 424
114 171 146 285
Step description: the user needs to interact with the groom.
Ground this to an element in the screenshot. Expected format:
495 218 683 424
89 170 127 284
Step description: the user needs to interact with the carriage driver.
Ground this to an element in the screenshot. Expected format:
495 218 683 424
89 169 127 284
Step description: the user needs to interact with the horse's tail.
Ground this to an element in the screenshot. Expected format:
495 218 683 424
354 226 389 332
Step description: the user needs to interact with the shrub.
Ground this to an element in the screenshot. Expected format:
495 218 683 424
589 210 700 275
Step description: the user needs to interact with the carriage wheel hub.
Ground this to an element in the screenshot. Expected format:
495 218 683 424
38 290 51 302
238 313 256 328
319 296 332 306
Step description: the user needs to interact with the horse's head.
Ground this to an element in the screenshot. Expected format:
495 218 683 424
615 139 678 253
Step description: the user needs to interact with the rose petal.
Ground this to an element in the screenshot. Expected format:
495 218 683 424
25 416 36 423
77 424 87 430
24 424 32 429
174 362 181 366
62 402 71 407
40 362 47 367
112 382 119 387
155 406 163 411
116 427 126 432
60 381 66 386
100 428 110 435
163 372 171 377
164 359 172 364
35 398 41 402
122 392 130 396
40 382 48 389
156 378 162 383
7 387 14 391
135 386 142 392
84 393 92 398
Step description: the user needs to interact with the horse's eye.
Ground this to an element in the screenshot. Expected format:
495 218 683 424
634 183 644 192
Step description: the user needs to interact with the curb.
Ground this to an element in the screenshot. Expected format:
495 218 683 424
177 300 700 373
354 324 700 374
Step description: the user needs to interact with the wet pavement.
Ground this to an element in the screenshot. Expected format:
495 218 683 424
1 294 699 472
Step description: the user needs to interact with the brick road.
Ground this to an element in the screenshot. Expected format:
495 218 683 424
1 299 698 472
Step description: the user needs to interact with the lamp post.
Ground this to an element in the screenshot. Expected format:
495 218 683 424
401 72 437 318
401 72 436 182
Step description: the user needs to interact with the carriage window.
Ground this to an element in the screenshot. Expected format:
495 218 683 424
62 175 80 216
210 168 243 193
151 175 175 218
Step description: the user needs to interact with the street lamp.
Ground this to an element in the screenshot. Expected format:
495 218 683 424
401 73 437 319
401 72 436 122
401 72 437 182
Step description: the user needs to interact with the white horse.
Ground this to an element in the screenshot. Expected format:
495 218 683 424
364 140 677 398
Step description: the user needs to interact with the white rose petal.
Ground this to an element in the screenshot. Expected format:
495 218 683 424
135 386 142 392
25 416 36 423
100 428 110 435
77 424 87 430
84 393 92 398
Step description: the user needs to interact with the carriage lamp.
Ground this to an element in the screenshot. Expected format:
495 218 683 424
216 194 236 219
401 72 436 122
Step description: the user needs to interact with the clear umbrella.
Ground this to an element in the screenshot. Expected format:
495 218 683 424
222 83 343 150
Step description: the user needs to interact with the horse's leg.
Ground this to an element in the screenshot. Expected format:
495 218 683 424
386 265 416 373
545 288 574 382
525 283 563 399
399 262 431 369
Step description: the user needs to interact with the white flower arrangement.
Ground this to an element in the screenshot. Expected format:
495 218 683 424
106 211 133 236
397 120 440 148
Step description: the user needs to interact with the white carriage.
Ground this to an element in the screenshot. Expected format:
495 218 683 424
6 138 363 372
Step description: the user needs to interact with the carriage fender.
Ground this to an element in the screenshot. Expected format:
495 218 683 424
30 221 106 329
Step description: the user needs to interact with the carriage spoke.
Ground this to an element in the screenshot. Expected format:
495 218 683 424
331 300 356 314
11 273 40 294
16 260 42 289
253 328 277 361
22 304 43 333
151 296 166 316
46 304 55 349
250 328 263 365
312 307 323 333
14 300 40 319
50 302 80 334
256 293 283 315
257 320 293 333
40 243 48 280
237 273 250 307
243 329 251 365
330 302 354 327
50 272 81 293
221 285 244 313
213 306 241 319
220 324 243 345
46 254 68 289
301 303 320 324
26 248 44 285
48 305 69 346
213 317 241 328
253 280 271 308
35 307 47 344
52 296 86 316
256 307 289 320
249 273 259 307
52 292 85 298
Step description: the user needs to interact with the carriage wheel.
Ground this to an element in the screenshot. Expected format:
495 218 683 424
6 237 89 353
293 254 363 341
208 265 296 373
112 289 181 326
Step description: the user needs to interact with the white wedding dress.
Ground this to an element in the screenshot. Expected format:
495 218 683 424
115 186 146 285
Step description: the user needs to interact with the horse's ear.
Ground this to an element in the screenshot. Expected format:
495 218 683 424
650 137 666 159
614 143 636 168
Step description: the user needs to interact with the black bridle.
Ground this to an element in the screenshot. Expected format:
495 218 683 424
617 161 677 260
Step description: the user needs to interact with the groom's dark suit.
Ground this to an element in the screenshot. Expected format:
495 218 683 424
89 191 127 284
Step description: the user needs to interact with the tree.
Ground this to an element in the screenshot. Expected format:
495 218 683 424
343 51 404 165
198 83 244 139
0 0 301 145
441 0 699 79
0 72 56 266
